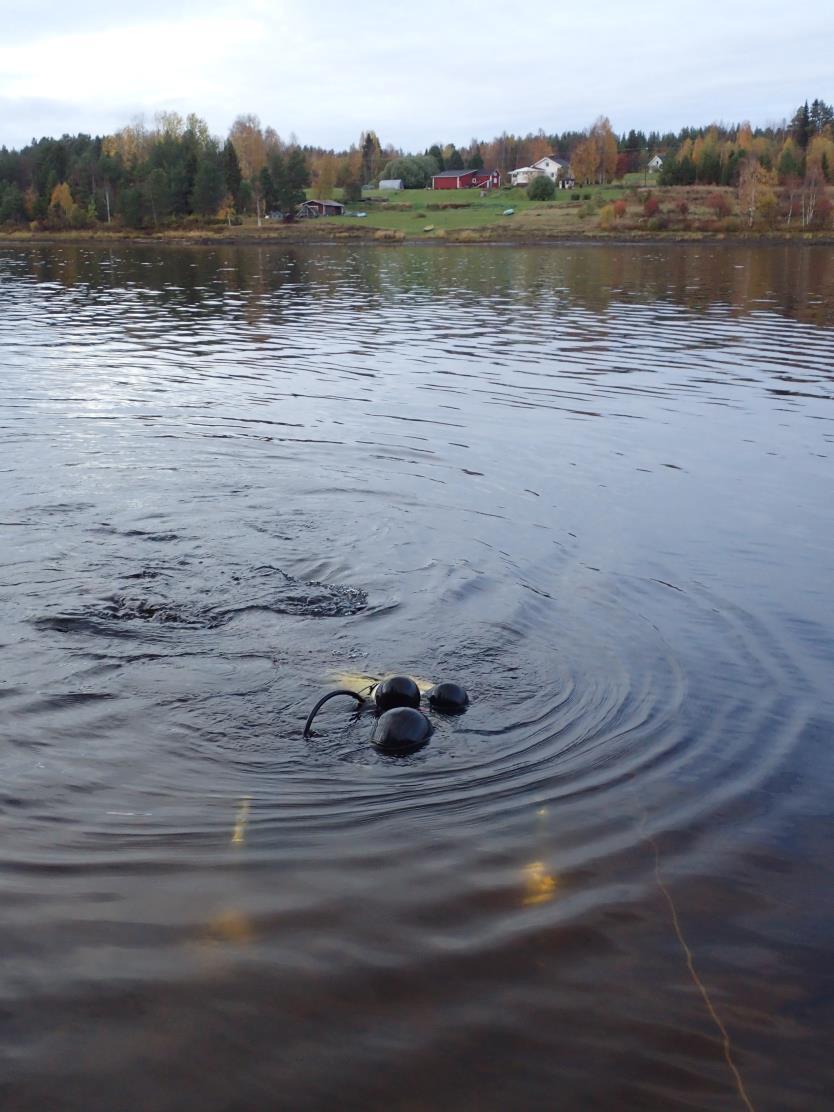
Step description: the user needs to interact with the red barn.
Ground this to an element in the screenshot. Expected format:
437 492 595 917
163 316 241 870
431 169 501 190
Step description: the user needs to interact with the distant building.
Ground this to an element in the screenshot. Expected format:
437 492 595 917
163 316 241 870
431 169 501 190
648 155 664 172
510 156 573 189
298 199 346 217
509 166 539 187
379 179 404 190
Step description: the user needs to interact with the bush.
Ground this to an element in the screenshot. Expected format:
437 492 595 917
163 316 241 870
582 192 592 200
570 192 580 200
707 192 731 219
813 196 833 227
643 194 660 218
613 200 627 218
647 214 669 230
527 175 556 201
598 204 615 229
677 200 689 216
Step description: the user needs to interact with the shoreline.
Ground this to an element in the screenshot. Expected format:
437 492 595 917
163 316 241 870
1 227 832 249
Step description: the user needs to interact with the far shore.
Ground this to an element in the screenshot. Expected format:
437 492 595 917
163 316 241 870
1 226 833 249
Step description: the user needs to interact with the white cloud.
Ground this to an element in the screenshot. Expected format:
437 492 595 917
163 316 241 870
1 0 832 149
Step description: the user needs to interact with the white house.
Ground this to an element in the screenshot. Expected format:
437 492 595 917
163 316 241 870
509 155 574 189
648 155 663 172
532 156 571 182
509 165 540 186
379 179 404 190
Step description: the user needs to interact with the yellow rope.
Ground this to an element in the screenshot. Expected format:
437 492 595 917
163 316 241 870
647 827 755 1112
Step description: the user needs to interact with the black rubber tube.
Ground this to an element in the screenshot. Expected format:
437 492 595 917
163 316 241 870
303 690 366 737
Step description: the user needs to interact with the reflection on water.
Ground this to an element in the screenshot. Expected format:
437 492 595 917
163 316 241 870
1 243 832 1110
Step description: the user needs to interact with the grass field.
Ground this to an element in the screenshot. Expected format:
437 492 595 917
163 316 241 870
301 183 627 237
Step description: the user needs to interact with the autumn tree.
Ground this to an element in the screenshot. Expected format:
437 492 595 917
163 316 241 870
738 158 776 226
528 131 551 165
590 117 617 183
229 114 266 182
315 154 337 200
570 137 598 184
48 181 75 225
806 133 834 182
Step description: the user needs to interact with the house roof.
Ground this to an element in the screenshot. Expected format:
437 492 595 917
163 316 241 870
432 169 478 178
534 156 569 166
378 179 403 186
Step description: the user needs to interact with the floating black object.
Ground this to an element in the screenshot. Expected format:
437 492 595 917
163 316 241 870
427 681 469 713
373 675 421 712
372 707 432 755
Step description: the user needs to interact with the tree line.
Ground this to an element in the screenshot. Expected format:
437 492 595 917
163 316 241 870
0 99 831 229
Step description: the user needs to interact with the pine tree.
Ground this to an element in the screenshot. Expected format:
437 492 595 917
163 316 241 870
191 147 225 217
468 145 484 171
272 148 309 218
259 166 277 210
222 139 242 204
427 144 445 171
792 102 811 149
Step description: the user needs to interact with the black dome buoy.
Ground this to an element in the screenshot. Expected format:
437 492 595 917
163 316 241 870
373 675 421 712
372 707 432 755
427 681 469 713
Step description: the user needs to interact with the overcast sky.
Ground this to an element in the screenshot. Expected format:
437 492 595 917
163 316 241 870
1 0 832 150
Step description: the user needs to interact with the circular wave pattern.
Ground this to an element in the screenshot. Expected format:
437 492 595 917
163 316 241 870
1 243 832 1110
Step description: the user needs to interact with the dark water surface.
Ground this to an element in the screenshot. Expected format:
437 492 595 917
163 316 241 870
1 243 833 1110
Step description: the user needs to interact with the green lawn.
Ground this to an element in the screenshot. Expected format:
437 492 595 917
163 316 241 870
304 184 628 235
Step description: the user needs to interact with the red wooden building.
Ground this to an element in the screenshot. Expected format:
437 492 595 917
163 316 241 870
431 169 501 190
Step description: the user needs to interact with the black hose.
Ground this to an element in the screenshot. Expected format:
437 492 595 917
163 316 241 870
303 689 366 737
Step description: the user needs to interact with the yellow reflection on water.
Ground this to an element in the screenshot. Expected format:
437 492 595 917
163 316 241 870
331 672 435 693
522 861 558 906
230 796 251 846
203 908 255 945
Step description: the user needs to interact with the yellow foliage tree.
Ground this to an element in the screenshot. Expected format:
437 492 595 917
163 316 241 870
806 134 834 179
315 155 337 200
102 122 150 168
571 137 599 185
528 132 551 165
229 114 266 182
738 158 777 226
49 182 75 223
736 122 754 152
590 117 617 183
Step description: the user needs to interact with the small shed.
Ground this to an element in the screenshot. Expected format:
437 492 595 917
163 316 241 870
648 155 664 172
298 199 346 217
379 179 404 191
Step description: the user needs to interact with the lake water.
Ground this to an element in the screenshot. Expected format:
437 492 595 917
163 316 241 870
1 242 832 1110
